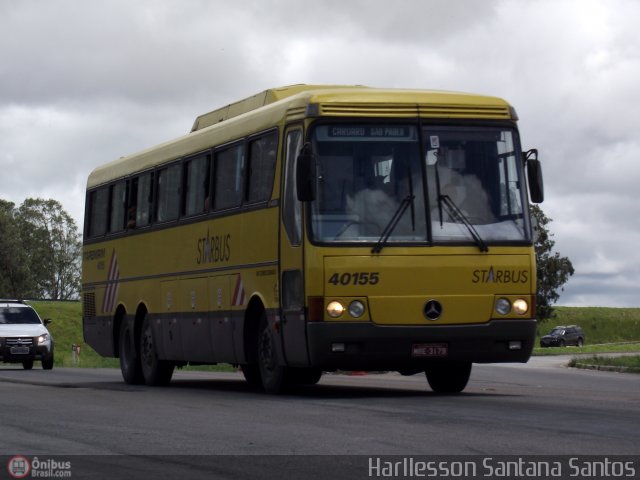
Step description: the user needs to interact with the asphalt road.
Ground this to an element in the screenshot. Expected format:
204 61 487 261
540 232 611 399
1 356 638 478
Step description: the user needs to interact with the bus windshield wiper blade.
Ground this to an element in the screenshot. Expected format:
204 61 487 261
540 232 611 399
371 194 414 254
439 194 489 252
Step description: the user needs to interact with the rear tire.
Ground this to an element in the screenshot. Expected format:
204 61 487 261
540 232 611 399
425 361 472 394
119 319 144 385
22 360 34 370
140 315 174 386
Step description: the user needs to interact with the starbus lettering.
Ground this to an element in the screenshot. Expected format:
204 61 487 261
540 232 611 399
197 230 231 265
472 267 529 284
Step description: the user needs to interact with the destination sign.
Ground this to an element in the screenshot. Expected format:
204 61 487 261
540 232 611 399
316 125 417 142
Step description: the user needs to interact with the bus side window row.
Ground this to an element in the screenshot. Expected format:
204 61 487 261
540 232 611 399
85 131 278 238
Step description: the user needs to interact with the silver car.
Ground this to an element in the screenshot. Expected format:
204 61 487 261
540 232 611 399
0 300 54 370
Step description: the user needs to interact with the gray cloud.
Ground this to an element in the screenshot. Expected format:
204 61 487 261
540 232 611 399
1 0 639 306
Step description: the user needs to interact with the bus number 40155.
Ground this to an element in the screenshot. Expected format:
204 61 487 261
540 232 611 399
328 272 380 286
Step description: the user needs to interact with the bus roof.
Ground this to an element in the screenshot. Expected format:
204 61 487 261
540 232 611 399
87 85 514 189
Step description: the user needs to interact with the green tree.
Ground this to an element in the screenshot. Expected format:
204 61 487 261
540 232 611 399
531 205 575 320
0 200 30 298
16 198 82 300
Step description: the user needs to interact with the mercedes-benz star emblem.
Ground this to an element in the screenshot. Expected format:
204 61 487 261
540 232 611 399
423 300 443 321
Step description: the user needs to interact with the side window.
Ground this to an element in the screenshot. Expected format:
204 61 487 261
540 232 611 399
498 135 522 218
135 172 153 227
214 144 244 210
88 187 108 237
109 181 127 233
156 163 182 222
282 129 303 245
184 153 210 217
247 132 278 204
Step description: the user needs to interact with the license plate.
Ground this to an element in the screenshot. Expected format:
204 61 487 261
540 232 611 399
412 343 448 357
10 346 30 355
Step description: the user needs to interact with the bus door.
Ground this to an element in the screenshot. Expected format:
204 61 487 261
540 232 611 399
279 126 309 366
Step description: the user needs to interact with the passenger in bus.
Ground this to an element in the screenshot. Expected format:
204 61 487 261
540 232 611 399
127 205 136 229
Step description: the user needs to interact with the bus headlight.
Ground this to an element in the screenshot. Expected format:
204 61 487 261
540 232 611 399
348 300 365 318
513 299 529 315
327 301 345 318
495 298 511 315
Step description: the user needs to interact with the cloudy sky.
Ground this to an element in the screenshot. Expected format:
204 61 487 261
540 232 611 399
1 0 638 307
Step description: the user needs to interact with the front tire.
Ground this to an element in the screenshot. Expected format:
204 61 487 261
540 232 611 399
22 360 34 370
140 316 174 386
257 313 288 393
425 361 472 394
119 319 144 385
42 354 54 370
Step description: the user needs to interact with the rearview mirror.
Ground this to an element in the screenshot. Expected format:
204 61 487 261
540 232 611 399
525 149 544 204
296 143 316 202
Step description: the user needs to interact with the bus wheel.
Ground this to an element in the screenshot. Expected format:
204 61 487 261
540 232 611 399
257 313 287 394
119 319 144 385
425 361 472 394
140 316 174 386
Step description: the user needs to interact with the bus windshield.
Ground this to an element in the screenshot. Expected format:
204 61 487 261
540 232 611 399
309 123 529 246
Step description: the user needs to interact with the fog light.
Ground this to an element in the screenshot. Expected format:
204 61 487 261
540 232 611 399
348 300 365 318
495 298 511 315
327 301 345 318
509 340 523 351
332 343 345 352
513 299 529 315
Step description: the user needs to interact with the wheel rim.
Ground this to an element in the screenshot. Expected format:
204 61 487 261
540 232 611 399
259 328 276 373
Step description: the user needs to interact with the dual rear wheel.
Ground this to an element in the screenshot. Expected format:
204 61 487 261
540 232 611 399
119 315 174 386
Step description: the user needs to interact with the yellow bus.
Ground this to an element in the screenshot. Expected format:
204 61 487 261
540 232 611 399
82 85 544 394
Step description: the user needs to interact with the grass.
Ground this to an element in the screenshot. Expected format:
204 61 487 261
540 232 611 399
534 306 640 359
568 355 640 373
532 342 640 356
21 301 640 368
537 306 640 344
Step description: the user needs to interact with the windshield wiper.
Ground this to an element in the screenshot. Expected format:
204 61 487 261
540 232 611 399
371 194 414 254
439 194 489 252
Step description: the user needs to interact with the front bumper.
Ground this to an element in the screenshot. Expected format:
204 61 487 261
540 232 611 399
307 319 537 371
0 343 53 363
